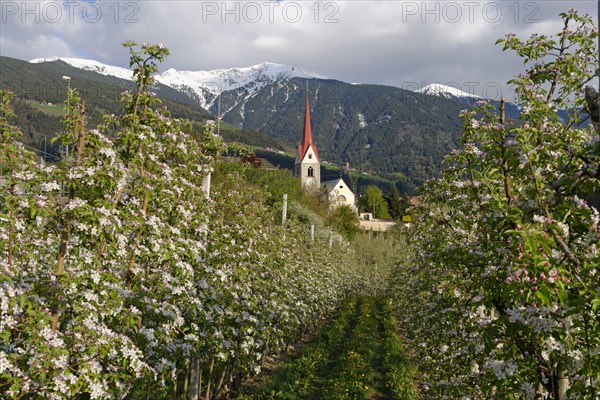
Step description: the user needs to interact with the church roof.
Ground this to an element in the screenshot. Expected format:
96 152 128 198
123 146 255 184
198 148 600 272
322 178 351 192
297 96 320 162
322 178 344 188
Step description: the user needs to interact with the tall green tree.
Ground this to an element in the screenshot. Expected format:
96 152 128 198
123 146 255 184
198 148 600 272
359 185 391 219
385 184 411 220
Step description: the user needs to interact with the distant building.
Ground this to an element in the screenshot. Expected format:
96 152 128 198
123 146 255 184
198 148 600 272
294 96 321 188
358 212 396 231
294 96 356 210
322 178 356 210
410 196 421 206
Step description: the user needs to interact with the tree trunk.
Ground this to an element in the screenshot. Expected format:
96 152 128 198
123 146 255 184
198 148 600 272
535 382 544 399
557 370 569 400
182 361 190 400
52 108 87 331
205 354 215 400
197 364 203 400
215 362 228 396
187 357 199 400
172 368 178 399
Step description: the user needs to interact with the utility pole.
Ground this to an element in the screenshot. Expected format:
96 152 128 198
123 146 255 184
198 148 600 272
282 194 287 227
62 76 71 159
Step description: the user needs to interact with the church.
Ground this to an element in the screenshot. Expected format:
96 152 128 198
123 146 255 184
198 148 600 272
294 96 356 211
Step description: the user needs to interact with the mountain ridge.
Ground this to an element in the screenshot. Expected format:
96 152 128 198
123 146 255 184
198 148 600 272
6 55 524 193
29 57 498 108
30 57 324 110
30 56 134 81
1 56 287 160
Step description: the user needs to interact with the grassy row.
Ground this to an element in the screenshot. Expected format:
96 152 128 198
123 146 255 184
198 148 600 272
320 297 379 399
378 298 419 399
237 296 359 399
237 296 419 399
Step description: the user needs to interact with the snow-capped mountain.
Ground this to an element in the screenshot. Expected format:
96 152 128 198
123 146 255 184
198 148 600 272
30 57 134 81
29 57 321 110
156 62 321 110
13 54 517 193
416 83 481 100
29 57 492 111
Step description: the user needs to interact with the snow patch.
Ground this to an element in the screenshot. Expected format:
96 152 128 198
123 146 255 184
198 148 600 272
358 113 368 128
30 57 134 81
155 62 321 109
415 83 481 99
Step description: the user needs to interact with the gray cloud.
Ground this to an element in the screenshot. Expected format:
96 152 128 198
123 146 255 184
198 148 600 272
1 0 596 100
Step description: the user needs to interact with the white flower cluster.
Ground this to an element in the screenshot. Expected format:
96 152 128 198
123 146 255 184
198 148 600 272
388 13 600 398
0 70 366 399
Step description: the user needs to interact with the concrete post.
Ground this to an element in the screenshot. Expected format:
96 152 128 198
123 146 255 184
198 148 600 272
282 194 287 227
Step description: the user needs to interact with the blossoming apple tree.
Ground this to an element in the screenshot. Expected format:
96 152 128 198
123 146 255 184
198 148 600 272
391 10 598 399
0 42 366 399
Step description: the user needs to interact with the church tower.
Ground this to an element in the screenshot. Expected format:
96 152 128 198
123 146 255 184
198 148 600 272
295 96 320 187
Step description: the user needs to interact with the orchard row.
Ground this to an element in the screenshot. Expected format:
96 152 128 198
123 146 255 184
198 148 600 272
389 10 599 400
0 42 373 399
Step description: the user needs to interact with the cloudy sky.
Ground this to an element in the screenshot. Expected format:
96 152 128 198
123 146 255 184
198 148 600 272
1 1 597 100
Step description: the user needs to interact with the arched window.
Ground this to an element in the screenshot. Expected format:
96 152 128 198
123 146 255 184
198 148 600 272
337 195 346 202
307 167 314 177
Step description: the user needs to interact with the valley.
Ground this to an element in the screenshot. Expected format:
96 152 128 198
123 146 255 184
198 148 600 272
1 55 512 194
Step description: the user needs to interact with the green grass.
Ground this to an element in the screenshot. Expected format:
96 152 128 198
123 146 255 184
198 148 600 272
237 296 419 400
26 100 65 117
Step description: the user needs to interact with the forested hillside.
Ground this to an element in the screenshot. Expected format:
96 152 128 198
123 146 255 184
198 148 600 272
0 56 501 194
0 56 287 162
218 78 467 192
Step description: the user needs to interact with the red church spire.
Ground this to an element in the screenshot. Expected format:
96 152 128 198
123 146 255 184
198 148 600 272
298 96 319 161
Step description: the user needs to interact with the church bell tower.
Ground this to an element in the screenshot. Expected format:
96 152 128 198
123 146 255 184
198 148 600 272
295 96 320 187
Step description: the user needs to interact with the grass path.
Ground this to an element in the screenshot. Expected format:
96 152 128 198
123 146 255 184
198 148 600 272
236 296 418 399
